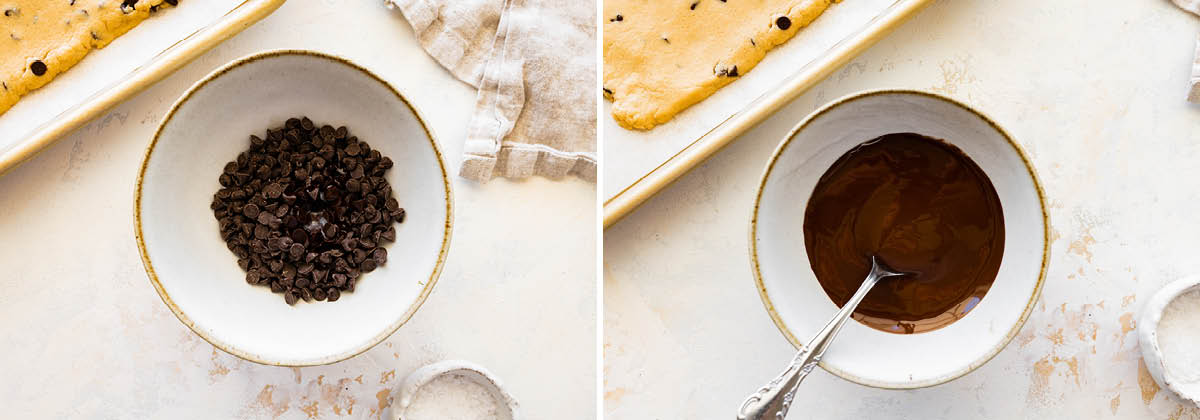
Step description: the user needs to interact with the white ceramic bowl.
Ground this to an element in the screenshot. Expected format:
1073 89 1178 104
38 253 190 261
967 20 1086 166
393 360 521 420
750 90 1048 388
135 50 453 366
1139 276 1200 407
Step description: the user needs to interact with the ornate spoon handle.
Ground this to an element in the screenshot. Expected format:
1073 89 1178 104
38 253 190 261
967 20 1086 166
736 257 903 420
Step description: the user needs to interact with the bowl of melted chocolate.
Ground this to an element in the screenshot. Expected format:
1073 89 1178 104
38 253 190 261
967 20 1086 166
751 90 1048 389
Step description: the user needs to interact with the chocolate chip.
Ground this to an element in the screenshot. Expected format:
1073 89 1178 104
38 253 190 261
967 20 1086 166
610 14 623 22
690 2 698 10
289 243 304 259
776 16 792 30
30 61 46 76
360 260 377 272
264 183 283 199
291 228 308 244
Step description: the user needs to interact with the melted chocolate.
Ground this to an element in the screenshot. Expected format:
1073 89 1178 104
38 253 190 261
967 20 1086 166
803 133 1004 334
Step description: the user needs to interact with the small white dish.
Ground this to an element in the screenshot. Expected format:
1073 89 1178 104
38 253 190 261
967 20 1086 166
1139 276 1200 407
135 50 453 366
393 360 520 420
750 90 1049 388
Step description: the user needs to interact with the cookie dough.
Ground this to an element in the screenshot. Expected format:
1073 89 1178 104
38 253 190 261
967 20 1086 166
603 0 837 130
0 0 174 116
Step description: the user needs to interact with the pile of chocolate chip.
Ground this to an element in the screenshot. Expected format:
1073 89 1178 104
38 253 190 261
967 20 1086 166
210 117 406 305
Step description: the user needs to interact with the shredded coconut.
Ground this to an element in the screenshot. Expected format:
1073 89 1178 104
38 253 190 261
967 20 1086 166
1158 288 1200 399
404 373 502 420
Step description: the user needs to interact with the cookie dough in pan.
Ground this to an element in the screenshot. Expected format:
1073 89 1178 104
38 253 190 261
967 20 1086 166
603 0 837 130
1 0 174 116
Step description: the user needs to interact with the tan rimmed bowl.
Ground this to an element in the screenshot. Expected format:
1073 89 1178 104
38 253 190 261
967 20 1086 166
135 50 453 366
750 90 1049 388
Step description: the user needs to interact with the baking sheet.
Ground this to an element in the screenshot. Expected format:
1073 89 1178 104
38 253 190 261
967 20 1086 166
0 0 285 175
603 0 932 226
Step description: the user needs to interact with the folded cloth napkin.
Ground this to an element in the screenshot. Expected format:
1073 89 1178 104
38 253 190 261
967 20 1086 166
387 0 597 182
1171 0 1200 102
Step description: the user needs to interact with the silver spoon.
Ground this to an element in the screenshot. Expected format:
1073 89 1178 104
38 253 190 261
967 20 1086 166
737 256 905 420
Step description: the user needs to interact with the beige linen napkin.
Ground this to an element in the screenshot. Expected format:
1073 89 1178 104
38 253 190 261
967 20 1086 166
387 0 597 182
1171 0 1200 102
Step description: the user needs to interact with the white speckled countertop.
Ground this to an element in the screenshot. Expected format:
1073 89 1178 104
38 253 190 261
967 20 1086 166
0 0 595 418
605 0 1200 418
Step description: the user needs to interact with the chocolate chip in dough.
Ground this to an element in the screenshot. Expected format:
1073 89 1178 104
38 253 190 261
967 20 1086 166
715 65 739 77
776 16 792 30
610 14 623 22
30 61 47 76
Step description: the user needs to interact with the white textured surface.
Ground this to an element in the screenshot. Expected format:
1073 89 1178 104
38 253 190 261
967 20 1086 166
605 0 1200 418
0 0 595 418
